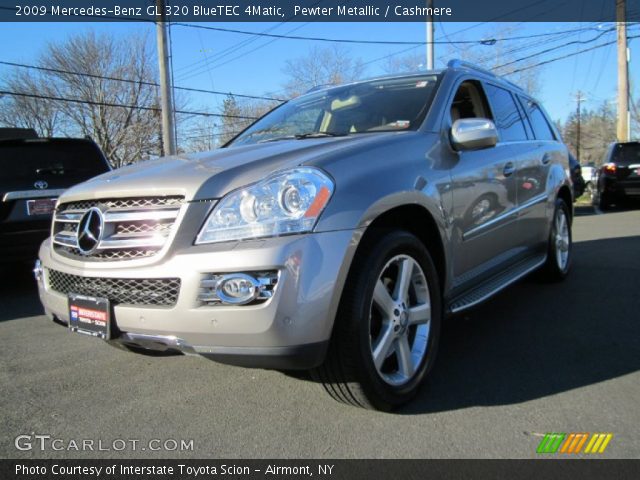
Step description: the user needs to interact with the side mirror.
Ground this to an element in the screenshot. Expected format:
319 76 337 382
450 118 498 151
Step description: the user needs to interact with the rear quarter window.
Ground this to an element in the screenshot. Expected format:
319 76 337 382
520 99 556 141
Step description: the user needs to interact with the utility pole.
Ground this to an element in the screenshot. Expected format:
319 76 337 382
575 91 585 162
617 0 629 142
156 0 177 156
426 0 434 69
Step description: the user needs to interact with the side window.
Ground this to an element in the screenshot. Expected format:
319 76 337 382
484 84 528 142
521 99 556 141
449 80 491 123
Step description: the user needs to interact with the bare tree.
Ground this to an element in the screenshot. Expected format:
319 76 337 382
181 116 218 153
282 45 366 98
383 51 425 74
218 94 279 145
0 70 61 136
0 31 163 168
562 101 617 165
444 27 541 96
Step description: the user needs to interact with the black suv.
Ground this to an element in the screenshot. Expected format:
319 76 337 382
1 137 110 263
592 142 640 209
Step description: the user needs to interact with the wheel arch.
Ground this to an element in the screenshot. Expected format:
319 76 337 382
354 204 447 292
557 184 573 223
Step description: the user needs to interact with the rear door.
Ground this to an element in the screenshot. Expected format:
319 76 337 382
517 97 565 247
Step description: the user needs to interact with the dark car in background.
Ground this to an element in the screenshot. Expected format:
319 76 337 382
1 137 110 263
568 153 585 199
592 142 640 209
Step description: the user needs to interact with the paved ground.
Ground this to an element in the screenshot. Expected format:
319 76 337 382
1 207 639 459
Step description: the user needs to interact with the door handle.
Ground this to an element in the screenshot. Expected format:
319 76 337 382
541 154 551 165
503 162 516 177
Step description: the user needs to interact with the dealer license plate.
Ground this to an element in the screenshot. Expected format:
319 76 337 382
26 198 57 216
68 294 111 339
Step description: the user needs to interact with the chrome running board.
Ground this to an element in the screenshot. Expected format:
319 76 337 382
448 254 546 313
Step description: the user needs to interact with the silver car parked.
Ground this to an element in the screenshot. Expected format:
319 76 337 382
35 60 573 410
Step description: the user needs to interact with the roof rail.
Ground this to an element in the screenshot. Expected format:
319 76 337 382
447 59 524 92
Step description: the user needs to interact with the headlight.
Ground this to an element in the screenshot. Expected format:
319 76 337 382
195 167 334 244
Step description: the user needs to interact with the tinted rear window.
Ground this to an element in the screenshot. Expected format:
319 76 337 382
520 98 556 141
484 84 528 142
611 143 640 165
0 140 109 179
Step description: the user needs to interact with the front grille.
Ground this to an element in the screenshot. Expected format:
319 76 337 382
47 269 180 307
52 196 184 262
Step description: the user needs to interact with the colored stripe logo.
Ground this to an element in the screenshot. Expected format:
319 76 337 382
537 433 613 454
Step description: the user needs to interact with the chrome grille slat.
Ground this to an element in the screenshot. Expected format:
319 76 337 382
103 208 180 223
57 247 158 261
52 196 184 262
99 236 167 249
46 269 180 307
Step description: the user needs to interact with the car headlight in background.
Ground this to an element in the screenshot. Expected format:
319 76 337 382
195 167 334 244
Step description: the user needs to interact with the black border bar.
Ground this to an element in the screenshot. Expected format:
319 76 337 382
3 459 640 480
1 1 639 23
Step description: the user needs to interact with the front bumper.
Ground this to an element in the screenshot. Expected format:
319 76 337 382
37 229 360 369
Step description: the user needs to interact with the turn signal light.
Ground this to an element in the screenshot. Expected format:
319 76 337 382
602 163 617 174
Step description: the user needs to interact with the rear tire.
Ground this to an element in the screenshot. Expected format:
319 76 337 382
540 197 572 282
312 230 442 411
592 186 611 210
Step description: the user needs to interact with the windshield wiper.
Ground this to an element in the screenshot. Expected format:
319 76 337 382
259 132 347 143
295 132 347 139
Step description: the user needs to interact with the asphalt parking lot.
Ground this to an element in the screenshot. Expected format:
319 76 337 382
1 207 639 459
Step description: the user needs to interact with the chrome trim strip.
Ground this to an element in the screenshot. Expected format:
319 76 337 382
103 208 180 222
3 189 66 202
98 236 166 249
54 212 82 222
53 233 78 248
112 333 196 354
463 193 548 240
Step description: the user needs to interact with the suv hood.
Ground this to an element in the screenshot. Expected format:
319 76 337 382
59 133 407 204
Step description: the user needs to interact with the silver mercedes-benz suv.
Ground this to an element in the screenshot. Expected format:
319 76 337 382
35 60 573 410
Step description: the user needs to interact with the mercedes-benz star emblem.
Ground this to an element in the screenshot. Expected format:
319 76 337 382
34 180 48 189
76 207 104 255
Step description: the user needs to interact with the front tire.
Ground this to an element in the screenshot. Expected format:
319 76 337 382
312 230 442 411
540 197 572 281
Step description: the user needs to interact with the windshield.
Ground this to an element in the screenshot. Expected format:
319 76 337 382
228 74 440 147
611 143 640 165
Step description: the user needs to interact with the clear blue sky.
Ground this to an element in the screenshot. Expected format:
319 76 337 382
0 21 637 125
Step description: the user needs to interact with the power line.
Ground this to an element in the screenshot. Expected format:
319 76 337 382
172 22 603 46
494 27 616 70
0 90 259 120
505 33 640 74
0 60 286 102
174 0 326 79
178 23 313 81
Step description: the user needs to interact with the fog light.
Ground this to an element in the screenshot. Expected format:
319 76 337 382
216 274 260 305
198 271 278 306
